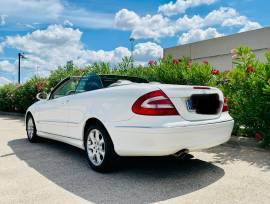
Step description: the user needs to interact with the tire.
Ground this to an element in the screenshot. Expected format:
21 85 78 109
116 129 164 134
26 115 39 143
84 124 116 172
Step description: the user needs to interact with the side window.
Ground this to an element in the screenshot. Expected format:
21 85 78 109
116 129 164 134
51 79 79 99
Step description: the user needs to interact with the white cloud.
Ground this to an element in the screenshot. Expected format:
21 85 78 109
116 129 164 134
175 15 204 31
221 16 247 27
133 42 163 63
5 25 82 53
0 15 8 26
63 20 73 27
0 76 12 85
175 7 262 32
115 9 175 40
0 0 63 22
203 7 262 31
203 7 251 27
239 21 262 32
0 43 3 53
0 25 162 76
64 8 114 29
178 27 223 44
203 7 238 26
115 7 261 41
2 25 85 72
4 25 83 71
159 0 216 16
0 0 114 30
85 47 131 65
132 15 175 39
115 9 140 30
0 60 15 72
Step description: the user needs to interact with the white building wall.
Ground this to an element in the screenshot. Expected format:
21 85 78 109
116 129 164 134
164 27 270 71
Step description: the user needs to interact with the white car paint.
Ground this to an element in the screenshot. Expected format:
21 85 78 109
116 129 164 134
26 78 234 156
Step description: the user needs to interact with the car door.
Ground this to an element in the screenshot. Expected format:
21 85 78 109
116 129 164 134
65 73 104 140
36 77 80 137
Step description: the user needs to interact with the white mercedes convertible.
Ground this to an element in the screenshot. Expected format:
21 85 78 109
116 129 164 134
26 73 234 172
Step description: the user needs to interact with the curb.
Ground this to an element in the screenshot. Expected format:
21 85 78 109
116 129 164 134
0 111 25 117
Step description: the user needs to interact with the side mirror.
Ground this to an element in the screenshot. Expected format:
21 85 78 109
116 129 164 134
36 92 49 101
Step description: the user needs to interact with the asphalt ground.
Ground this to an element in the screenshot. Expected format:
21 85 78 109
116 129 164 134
0 115 269 204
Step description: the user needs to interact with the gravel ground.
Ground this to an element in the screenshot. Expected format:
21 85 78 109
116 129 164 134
0 115 269 204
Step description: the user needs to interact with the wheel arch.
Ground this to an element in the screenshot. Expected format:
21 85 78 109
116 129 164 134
83 117 115 150
25 111 33 128
25 111 33 119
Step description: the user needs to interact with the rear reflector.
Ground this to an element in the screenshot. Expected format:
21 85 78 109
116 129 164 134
222 97 229 112
132 90 179 116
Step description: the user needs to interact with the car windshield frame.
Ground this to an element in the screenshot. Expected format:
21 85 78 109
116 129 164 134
48 73 149 98
49 76 81 100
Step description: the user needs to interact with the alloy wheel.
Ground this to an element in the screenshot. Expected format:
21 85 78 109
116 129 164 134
27 117 34 139
86 129 106 166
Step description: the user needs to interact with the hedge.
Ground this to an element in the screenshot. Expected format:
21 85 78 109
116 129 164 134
0 47 269 147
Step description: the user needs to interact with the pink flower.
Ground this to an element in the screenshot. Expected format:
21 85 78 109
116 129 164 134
203 60 209 65
230 48 237 55
148 60 154 65
36 81 45 92
211 69 220 75
246 64 255 73
255 132 262 141
173 59 179 65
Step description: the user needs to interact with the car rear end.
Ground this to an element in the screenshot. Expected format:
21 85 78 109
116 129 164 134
108 84 234 156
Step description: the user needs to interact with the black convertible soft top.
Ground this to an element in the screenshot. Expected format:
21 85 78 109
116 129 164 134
99 75 149 88
50 74 149 98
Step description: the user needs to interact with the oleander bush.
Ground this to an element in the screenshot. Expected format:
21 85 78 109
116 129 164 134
0 46 269 147
222 47 270 146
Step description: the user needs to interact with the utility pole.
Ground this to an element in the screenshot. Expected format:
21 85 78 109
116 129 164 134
18 53 26 84
18 53 21 84
129 37 135 68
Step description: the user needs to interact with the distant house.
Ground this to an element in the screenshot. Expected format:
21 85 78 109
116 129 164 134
164 27 270 71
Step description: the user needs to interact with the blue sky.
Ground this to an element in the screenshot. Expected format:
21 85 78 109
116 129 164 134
0 0 269 84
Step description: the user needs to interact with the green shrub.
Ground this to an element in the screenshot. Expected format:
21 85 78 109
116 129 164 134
0 84 16 112
222 47 270 146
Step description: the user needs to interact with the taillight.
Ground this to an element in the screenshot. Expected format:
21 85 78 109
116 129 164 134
222 97 228 112
132 90 179 116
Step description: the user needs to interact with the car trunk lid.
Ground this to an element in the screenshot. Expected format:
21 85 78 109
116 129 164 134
156 84 224 121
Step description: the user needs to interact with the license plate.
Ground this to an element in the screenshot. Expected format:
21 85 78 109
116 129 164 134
186 99 194 111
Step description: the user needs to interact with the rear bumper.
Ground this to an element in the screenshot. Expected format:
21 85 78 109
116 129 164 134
109 119 234 156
